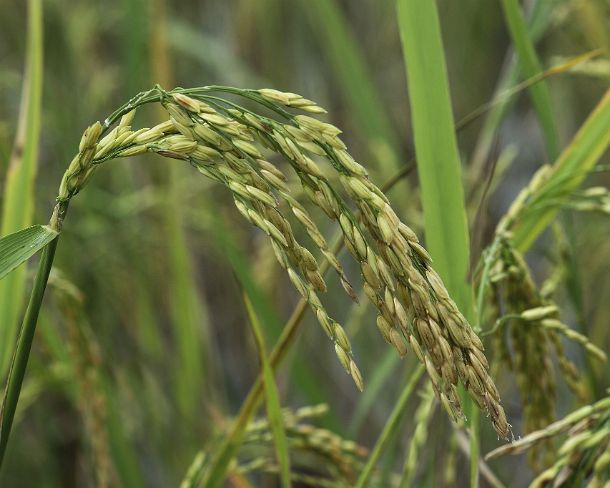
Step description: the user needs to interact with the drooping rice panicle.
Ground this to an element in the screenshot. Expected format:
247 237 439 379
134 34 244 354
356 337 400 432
488 235 606 466
55 86 510 436
159 97 365 390
216 90 509 436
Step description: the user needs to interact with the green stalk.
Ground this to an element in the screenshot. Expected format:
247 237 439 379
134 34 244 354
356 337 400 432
0 203 66 466
354 365 424 488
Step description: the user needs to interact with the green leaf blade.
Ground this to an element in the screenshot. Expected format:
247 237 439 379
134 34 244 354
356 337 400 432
396 1 477 484
396 0 471 315
500 0 560 160
243 295 291 488
511 89 610 250
0 225 58 281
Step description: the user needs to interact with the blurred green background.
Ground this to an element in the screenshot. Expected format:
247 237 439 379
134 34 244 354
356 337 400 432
1 0 609 486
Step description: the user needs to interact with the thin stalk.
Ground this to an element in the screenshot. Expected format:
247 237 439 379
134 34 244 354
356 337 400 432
354 365 425 488
458 49 602 133
475 236 503 333
0 203 67 466
469 405 480 488
455 430 506 488
200 284 310 487
562 215 601 399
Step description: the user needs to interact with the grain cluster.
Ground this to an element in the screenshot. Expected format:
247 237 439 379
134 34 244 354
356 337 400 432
489 236 606 464
57 86 510 437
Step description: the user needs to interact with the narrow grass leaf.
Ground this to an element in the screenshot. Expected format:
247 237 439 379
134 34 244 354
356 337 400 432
207 213 339 420
202 214 325 487
0 0 44 376
500 0 560 159
396 1 477 484
396 0 472 314
511 89 610 250
472 0 558 171
210 215 284 342
0 225 57 281
180 451 207 488
243 295 291 488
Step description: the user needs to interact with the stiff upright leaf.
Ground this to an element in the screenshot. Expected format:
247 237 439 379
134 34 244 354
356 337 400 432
0 225 57 281
396 0 472 315
0 0 44 376
396 1 477 484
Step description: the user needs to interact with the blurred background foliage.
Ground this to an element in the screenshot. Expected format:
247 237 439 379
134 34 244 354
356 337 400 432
0 0 609 486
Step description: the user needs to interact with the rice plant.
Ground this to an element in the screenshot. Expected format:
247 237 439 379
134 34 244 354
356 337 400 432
1 0 609 486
